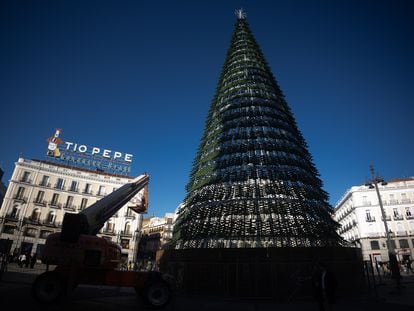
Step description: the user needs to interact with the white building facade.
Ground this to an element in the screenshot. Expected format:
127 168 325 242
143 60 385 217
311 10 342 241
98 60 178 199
334 178 414 262
0 158 144 264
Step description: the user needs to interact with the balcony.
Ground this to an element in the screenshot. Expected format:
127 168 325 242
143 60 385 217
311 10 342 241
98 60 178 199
401 199 411 204
63 204 77 211
19 178 33 184
68 187 79 193
120 230 133 237
393 215 404 221
381 216 391 221
24 217 41 225
5 213 19 221
124 213 136 219
33 199 47 206
42 220 60 228
49 202 62 209
102 228 116 235
365 217 376 223
396 231 407 236
389 200 398 205
13 196 27 203
39 182 51 187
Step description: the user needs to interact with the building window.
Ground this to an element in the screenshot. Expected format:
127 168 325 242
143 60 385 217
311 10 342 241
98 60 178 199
65 196 74 208
84 183 92 194
15 186 25 200
40 230 53 239
3 225 15 234
55 178 65 190
51 193 60 207
47 211 56 224
105 221 114 233
80 198 88 210
31 209 40 221
399 239 409 249
40 175 50 187
21 171 31 183
370 240 380 250
365 210 374 222
121 239 130 249
69 181 78 192
24 228 37 238
35 190 45 203
10 205 20 218
406 207 412 218
98 185 106 196
124 222 131 235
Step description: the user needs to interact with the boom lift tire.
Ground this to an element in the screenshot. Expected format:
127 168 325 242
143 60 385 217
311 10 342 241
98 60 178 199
138 279 172 309
32 271 67 304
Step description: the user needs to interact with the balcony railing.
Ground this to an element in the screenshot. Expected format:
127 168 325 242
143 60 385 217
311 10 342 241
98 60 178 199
39 182 51 187
393 215 404 221
120 230 133 237
365 217 376 222
49 202 62 209
381 216 391 221
68 187 79 193
33 199 47 206
401 199 411 204
24 217 41 225
396 231 407 236
13 196 27 203
5 213 19 221
124 213 135 219
42 220 60 227
406 215 414 220
19 178 33 184
63 204 77 211
102 229 116 235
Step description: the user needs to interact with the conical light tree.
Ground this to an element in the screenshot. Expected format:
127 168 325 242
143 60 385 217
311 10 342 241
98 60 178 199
173 10 342 249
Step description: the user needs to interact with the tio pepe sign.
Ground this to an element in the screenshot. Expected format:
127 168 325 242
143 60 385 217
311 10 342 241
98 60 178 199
46 129 133 174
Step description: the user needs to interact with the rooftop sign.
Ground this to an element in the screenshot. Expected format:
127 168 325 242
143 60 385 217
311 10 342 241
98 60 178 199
46 129 133 175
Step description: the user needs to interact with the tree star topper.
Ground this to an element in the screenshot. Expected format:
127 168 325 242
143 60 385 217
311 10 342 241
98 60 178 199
235 8 246 20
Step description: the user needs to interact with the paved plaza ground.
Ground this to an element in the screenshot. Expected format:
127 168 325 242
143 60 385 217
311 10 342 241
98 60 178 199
1 262 414 310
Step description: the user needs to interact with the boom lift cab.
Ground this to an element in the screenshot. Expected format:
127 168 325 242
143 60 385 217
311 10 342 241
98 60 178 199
32 174 173 308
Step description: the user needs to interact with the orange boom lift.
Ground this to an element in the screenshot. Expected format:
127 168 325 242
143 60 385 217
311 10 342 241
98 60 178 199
31 173 173 308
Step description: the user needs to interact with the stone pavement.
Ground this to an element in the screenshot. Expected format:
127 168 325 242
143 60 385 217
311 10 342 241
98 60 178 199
1 263 414 310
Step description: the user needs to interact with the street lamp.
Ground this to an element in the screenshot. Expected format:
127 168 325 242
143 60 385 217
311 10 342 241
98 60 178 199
366 164 401 291
365 165 393 256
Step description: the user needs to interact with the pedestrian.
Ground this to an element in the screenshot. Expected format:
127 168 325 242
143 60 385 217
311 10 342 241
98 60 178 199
30 253 37 269
18 253 26 268
25 253 31 268
405 259 412 274
311 262 337 311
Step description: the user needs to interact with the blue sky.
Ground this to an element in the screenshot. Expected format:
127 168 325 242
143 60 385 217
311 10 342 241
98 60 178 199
1 0 413 217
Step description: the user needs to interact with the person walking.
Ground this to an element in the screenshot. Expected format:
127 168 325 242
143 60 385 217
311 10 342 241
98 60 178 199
312 262 338 311
30 253 37 269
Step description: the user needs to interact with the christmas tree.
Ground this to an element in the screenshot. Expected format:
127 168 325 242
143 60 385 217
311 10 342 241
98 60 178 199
173 10 342 249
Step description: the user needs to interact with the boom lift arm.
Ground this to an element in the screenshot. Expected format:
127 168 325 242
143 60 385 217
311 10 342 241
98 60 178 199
60 173 149 241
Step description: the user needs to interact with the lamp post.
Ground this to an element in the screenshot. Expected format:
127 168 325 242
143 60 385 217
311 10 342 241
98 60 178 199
366 165 394 256
366 165 401 292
